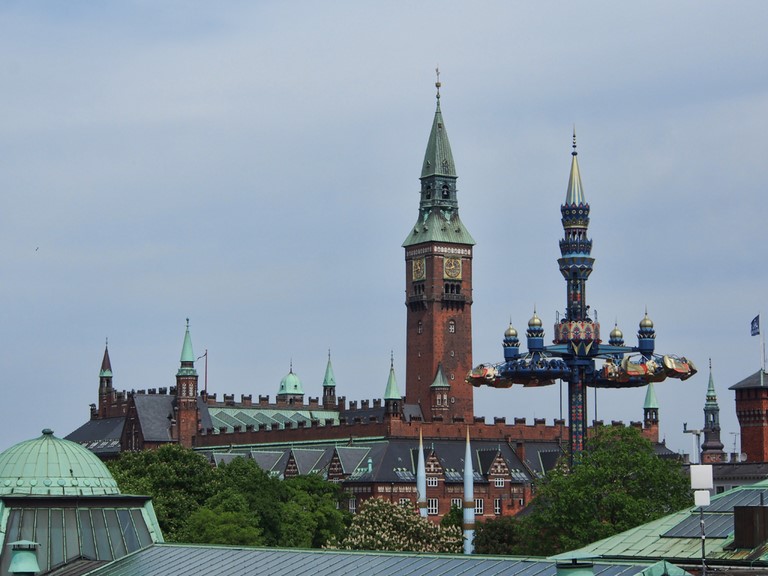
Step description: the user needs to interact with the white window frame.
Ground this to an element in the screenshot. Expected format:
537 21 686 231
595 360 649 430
494 498 501 515
474 498 484 515
427 476 438 487
349 497 357 514
399 497 411 506
451 498 461 510
427 498 439 515
494 477 505 488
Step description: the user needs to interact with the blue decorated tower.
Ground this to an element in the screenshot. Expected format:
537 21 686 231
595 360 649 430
468 134 695 462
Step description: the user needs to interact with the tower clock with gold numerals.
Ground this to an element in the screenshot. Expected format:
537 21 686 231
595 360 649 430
412 257 426 281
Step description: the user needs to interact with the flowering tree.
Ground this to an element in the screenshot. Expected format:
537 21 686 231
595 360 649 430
336 498 462 553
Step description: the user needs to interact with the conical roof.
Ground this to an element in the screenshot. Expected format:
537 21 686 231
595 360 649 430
323 353 336 388
0 429 120 496
565 135 586 206
384 360 401 400
177 319 197 377
100 342 112 378
644 382 659 410
430 363 450 388
420 90 456 179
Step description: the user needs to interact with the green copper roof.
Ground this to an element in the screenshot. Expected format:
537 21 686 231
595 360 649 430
402 209 476 247
384 361 401 400
705 364 718 409
177 319 197 377
643 382 659 410
421 93 456 179
0 429 120 496
430 363 450 388
278 368 304 396
565 135 586 205
323 353 336 388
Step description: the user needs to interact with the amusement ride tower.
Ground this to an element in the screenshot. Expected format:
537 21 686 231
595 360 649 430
468 134 696 461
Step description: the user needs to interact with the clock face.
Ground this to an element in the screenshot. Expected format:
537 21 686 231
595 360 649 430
444 257 462 279
412 258 426 281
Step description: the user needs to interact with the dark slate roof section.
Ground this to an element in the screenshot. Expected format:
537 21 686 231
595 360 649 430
291 448 328 475
713 462 768 483
403 403 423 422
729 370 768 390
197 397 213 430
341 405 386 422
249 451 285 473
83 543 688 576
477 449 500 475
64 417 125 455
133 394 175 442
336 447 370 474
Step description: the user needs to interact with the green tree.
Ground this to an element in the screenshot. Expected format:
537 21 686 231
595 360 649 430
337 497 462 553
440 504 462 529
179 490 263 546
517 426 692 556
283 474 349 548
107 444 217 541
474 516 521 555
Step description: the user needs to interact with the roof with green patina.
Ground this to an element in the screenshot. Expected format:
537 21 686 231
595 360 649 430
402 209 475 247
206 405 339 433
0 429 120 496
420 97 455 179
643 383 659 410
383 364 401 400
570 479 768 566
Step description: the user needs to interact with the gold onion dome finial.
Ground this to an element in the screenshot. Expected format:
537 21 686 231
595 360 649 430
640 311 654 329
505 321 518 338
528 310 542 328
610 323 623 340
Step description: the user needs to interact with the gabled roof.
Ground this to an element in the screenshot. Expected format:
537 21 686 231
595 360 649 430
290 448 329 475
133 395 175 442
206 406 339 433
335 447 370 475
65 417 124 456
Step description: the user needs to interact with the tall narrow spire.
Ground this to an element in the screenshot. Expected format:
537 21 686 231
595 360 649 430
421 71 455 179
384 353 401 400
100 340 112 378
322 350 336 388
416 429 427 518
463 427 475 554
702 359 725 462
177 318 197 377
565 128 586 206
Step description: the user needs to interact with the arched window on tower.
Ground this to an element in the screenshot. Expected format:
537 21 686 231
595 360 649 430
448 320 456 334
417 321 423 335
442 185 449 199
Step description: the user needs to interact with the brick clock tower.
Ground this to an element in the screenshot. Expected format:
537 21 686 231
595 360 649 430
403 79 475 423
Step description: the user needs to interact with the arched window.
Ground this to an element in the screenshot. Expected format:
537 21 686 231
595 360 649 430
417 321 423 335
448 320 456 334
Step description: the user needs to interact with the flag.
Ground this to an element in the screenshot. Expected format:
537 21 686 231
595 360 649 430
752 315 760 337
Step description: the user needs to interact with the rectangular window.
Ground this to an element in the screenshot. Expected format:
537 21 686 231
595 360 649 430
494 498 501 515
399 498 411 506
427 477 438 487
349 497 357 514
475 498 484 515
451 498 461 510
494 478 505 488
428 498 439 516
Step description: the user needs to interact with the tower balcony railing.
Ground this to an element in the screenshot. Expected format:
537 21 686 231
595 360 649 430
441 293 467 302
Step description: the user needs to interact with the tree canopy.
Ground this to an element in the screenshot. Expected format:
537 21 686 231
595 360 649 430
474 426 692 556
108 446 349 547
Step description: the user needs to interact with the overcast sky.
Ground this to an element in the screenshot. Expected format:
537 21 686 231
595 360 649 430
1 2 766 456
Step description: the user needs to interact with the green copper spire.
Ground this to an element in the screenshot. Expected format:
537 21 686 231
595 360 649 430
565 129 586 205
643 382 659 410
323 350 336 388
177 318 197 377
403 75 475 248
705 359 718 409
420 73 456 179
99 339 112 378
384 354 401 400
430 363 450 388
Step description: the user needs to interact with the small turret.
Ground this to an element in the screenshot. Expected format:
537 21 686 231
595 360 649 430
322 350 337 410
643 382 659 442
701 359 725 463
526 310 545 353
384 354 403 418
503 321 520 361
608 323 624 347
637 311 656 357
430 363 450 420
98 340 114 419
277 361 304 405
175 319 199 448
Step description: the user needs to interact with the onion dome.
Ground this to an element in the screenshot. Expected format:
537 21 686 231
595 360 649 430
639 313 654 329
278 367 304 396
0 429 120 496
528 312 543 328
610 324 623 340
504 322 518 338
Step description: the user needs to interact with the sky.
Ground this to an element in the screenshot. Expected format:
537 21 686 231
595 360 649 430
1 1 767 457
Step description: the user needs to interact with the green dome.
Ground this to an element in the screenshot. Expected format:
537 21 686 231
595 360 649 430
0 429 120 496
278 370 304 396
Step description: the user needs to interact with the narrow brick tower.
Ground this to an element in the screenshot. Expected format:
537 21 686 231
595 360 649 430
175 319 199 447
402 76 475 422
701 360 726 463
730 369 768 462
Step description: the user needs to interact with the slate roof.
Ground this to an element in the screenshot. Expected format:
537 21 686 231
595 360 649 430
65 417 124 456
729 370 768 390
571 479 768 566
133 395 175 442
80 543 691 576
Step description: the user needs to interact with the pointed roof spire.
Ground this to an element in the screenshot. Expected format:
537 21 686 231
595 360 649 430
323 350 336 388
705 358 718 407
100 338 112 377
644 382 659 410
421 71 456 179
384 352 402 400
430 362 450 388
177 319 198 377
565 127 586 206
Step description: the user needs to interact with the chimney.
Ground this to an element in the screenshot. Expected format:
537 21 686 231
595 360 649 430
733 504 768 549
